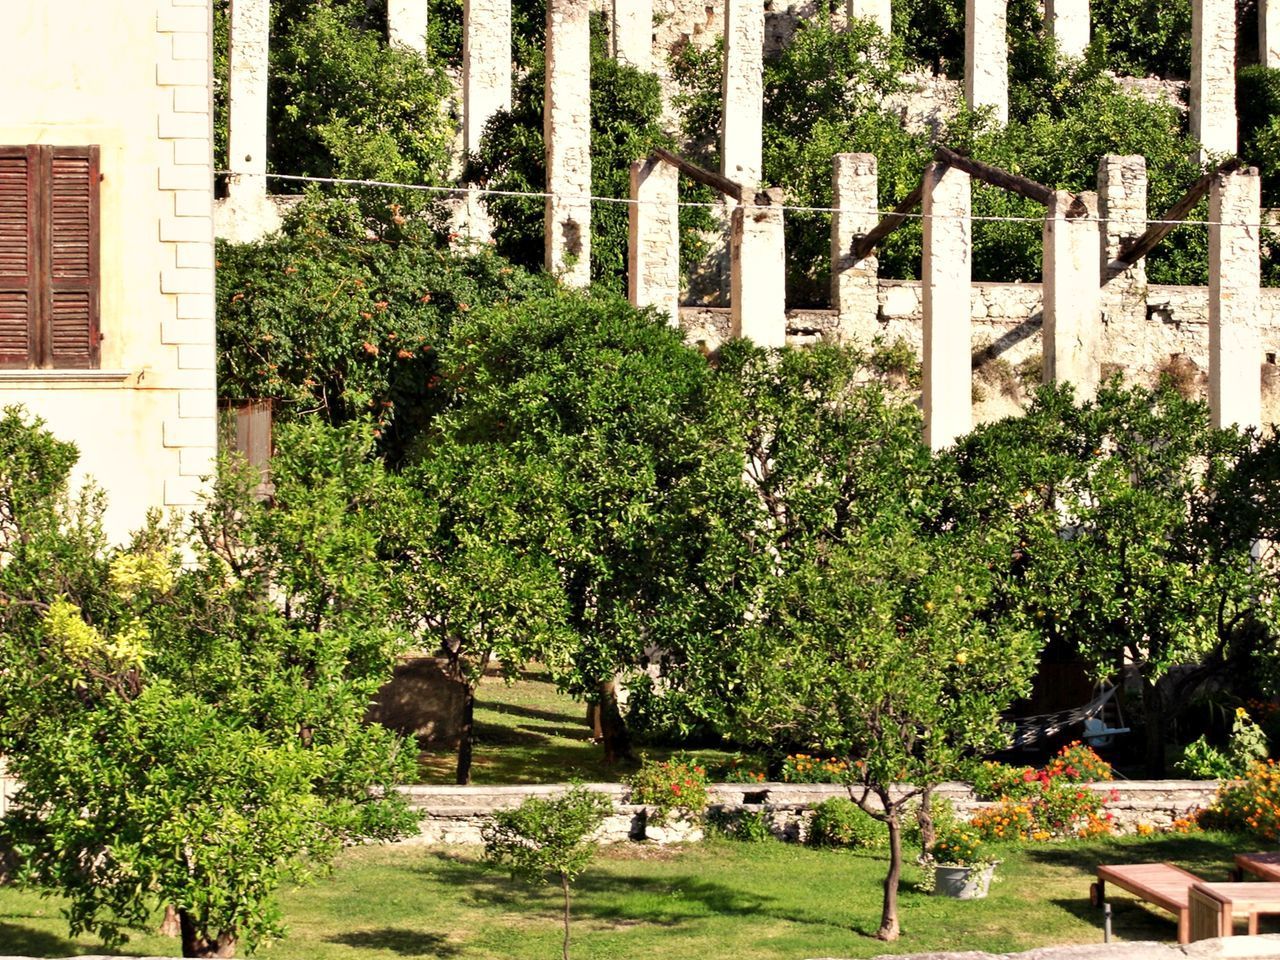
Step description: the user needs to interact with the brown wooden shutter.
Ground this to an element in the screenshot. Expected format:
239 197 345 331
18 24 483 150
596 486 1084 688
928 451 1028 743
0 146 38 368
44 146 99 369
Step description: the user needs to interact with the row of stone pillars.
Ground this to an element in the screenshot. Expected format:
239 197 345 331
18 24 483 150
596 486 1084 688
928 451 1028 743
629 151 1264 447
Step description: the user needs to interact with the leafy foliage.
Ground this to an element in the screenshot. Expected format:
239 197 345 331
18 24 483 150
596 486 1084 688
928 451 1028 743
940 382 1272 775
0 414 417 956
806 798 889 850
215 229 555 462
625 755 711 824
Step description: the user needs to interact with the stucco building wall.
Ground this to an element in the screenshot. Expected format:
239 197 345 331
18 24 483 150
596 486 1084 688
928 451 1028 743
0 1 218 543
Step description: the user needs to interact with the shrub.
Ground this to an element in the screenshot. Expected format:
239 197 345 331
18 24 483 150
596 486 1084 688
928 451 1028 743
1045 742 1114 782
1178 708 1270 779
781 753 856 784
806 798 889 849
904 795 962 849
626 755 711 824
1207 760 1280 837
708 808 775 843
969 799 1037 842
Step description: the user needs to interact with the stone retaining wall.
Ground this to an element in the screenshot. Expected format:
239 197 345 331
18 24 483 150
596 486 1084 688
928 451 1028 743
397 779 1223 846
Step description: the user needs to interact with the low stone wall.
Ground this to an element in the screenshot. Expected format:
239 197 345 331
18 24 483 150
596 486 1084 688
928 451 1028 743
397 779 1222 846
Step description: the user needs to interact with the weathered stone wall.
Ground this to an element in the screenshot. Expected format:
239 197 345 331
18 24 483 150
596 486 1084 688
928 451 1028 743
680 279 1280 426
397 779 1223 845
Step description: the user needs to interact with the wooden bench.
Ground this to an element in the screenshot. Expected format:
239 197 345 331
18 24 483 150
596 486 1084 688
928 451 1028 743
1091 862 1202 943
1188 881 1280 940
1233 852 1280 882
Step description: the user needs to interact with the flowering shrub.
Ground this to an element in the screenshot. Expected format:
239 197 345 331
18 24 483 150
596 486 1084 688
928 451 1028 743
1045 742 1114 782
968 799 1035 842
931 826 993 867
967 743 1115 840
720 755 767 783
1210 759 1280 839
626 755 710 824
781 753 855 784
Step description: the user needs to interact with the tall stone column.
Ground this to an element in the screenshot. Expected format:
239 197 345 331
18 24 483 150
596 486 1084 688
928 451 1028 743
544 0 592 287
613 0 652 71
628 157 680 324
831 153 880 343
1097 155 1147 342
1263 0 1280 68
464 0 512 154
227 0 269 204
721 0 764 187
1042 191 1101 399
1045 0 1089 59
965 0 1008 125
922 162 972 451
1209 168 1262 431
388 0 429 55
731 199 787 348
847 0 892 33
1192 0 1237 157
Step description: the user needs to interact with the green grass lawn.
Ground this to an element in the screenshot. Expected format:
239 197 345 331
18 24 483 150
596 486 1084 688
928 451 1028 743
417 669 741 784
0 832 1263 959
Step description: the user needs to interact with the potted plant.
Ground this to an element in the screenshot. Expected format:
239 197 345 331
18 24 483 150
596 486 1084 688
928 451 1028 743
929 826 999 899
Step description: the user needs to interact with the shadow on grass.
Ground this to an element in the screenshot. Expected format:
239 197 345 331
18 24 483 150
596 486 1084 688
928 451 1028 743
0 922 85 957
328 928 462 956
481 701 591 729
422 851 867 936
1022 834 1247 876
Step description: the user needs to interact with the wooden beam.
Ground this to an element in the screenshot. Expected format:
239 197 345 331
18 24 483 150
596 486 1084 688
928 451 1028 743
851 179 923 262
652 147 744 203
933 146 1067 211
1114 157 1242 267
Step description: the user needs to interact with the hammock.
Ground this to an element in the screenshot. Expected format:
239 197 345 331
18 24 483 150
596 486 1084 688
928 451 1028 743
1006 684 1127 750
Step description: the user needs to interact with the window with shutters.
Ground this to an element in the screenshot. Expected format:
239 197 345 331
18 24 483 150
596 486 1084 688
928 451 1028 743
0 145 100 370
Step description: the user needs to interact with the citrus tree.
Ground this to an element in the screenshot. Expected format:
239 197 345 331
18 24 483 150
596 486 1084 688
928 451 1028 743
0 415 418 957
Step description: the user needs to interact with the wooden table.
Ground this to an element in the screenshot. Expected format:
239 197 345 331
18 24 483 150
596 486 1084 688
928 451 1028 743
1234 852 1280 882
1188 882 1280 940
1093 863 1202 944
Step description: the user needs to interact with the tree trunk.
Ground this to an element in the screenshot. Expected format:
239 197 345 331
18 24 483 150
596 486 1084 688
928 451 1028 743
456 684 476 786
1141 676 1167 778
159 904 181 937
916 786 936 852
178 909 236 959
596 679 632 765
876 808 902 941
561 871 572 960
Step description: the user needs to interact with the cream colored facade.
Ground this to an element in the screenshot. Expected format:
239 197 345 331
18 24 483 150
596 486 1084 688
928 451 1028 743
0 0 218 543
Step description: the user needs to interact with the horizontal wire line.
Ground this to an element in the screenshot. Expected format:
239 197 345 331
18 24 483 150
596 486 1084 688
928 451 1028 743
218 171 1277 230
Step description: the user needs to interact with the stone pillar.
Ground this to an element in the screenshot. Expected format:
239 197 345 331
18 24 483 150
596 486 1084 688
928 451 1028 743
721 0 764 187
613 0 652 71
628 157 680 324
388 0 429 55
544 0 592 287
1045 0 1089 59
1262 0 1280 68
922 162 971 451
1209 168 1262 431
831 153 879 342
464 0 512 154
730 198 787 347
227 0 269 203
1191 0 1237 157
965 0 1008 125
1097 155 1147 342
847 0 892 33
1042 191 1101 399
